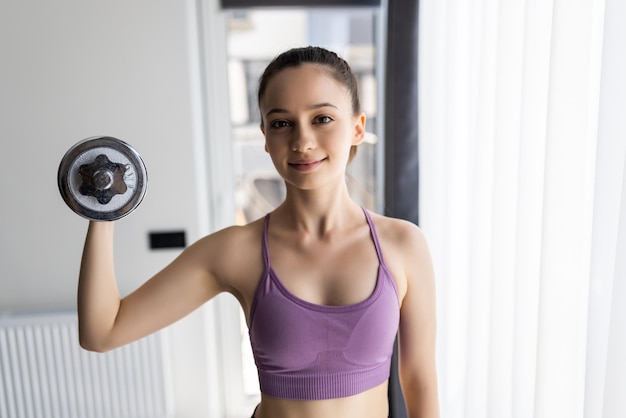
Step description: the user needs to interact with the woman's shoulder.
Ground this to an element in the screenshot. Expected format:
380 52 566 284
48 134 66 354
366 212 434 304
187 216 267 298
366 211 432 274
366 210 427 246
189 216 265 264
205 216 265 242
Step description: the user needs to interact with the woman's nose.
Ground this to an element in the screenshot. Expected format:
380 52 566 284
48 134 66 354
291 125 316 152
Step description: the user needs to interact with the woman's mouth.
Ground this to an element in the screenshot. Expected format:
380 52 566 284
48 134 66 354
288 158 325 172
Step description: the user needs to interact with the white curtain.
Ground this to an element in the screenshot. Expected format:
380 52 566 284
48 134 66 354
418 0 626 417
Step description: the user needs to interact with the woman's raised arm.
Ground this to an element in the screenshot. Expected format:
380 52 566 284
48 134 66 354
77 221 226 352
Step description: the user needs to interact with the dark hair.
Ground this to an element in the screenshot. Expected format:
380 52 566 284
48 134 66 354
257 46 361 116
257 46 362 162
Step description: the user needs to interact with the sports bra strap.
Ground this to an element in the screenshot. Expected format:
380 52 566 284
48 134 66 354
262 214 271 265
362 208 387 267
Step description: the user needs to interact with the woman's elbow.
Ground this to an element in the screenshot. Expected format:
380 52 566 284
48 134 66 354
79 332 114 353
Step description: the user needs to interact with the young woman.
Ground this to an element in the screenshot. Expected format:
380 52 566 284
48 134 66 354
78 46 439 418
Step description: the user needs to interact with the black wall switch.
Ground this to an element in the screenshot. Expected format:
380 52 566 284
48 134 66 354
149 231 186 249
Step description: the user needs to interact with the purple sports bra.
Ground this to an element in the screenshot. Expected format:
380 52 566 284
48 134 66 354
248 209 400 401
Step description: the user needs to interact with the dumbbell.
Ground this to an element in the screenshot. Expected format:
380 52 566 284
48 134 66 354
58 136 148 221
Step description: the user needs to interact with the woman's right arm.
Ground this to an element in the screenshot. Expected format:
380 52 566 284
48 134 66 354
77 220 228 352
78 221 120 351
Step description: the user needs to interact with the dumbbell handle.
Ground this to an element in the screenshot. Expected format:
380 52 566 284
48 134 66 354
78 154 129 204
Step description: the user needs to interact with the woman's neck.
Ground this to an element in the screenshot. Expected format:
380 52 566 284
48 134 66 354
274 182 363 236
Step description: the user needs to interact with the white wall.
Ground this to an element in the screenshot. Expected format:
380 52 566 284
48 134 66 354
0 0 205 310
0 1 230 416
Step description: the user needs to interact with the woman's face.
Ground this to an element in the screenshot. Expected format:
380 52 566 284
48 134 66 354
259 64 365 191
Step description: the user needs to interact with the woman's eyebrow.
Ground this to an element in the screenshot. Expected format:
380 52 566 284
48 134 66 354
264 102 338 118
264 108 289 117
309 102 338 110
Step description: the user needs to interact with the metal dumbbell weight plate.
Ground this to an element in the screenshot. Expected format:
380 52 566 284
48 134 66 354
58 136 148 221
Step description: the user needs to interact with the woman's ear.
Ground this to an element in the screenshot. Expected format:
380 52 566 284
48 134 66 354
352 113 367 146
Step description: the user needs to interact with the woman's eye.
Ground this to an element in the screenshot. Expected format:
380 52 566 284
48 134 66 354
270 120 290 129
314 115 333 124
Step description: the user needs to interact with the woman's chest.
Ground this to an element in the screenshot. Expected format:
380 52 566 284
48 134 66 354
269 235 381 307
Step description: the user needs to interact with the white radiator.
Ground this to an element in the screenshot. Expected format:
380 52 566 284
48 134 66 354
0 311 171 418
